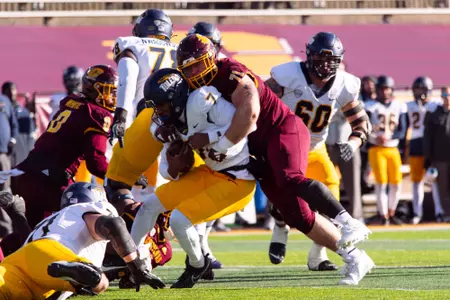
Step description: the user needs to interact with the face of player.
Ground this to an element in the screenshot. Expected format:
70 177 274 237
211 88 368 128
413 87 429 102
153 102 173 124
95 83 117 112
181 60 208 79
310 54 341 79
362 80 375 95
376 86 393 103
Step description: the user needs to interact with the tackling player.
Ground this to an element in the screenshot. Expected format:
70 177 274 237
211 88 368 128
265 31 371 271
405 76 442 224
0 182 164 300
130 68 256 288
365 76 407 225
176 34 374 285
0 65 118 229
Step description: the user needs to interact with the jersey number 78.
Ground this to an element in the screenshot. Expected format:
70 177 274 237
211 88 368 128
149 46 176 73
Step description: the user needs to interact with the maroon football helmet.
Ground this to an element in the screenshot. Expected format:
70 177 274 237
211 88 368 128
82 65 118 112
176 34 218 89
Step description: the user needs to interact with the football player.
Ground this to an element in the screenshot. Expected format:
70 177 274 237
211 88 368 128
0 65 118 229
0 182 164 300
176 34 374 285
265 31 372 271
365 76 407 225
49 66 94 184
130 68 256 289
405 76 442 224
109 8 177 146
188 21 227 267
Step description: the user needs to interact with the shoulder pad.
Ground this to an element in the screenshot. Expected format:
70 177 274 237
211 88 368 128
86 102 113 134
270 62 302 89
113 36 140 61
341 72 361 102
187 86 222 114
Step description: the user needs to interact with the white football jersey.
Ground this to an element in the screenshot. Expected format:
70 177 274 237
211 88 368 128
113 36 178 125
160 86 254 181
271 62 361 150
25 201 118 267
365 99 407 147
406 99 441 140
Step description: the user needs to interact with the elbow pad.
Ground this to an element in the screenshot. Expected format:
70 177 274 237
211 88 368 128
94 215 136 258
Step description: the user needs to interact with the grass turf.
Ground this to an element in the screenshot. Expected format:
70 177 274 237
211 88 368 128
80 228 450 299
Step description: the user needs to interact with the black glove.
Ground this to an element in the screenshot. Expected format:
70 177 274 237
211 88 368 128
109 108 128 148
135 174 148 189
127 257 166 291
337 141 355 163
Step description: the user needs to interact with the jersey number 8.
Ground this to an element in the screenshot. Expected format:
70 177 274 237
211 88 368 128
295 100 332 133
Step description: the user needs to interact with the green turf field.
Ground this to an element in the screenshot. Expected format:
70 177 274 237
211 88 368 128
82 227 450 299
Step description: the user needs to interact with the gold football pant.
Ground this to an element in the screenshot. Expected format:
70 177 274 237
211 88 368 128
155 165 255 224
368 146 402 184
306 144 340 200
0 239 90 300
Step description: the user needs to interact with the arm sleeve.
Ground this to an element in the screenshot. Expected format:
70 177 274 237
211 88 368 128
83 131 109 179
116 57 140 112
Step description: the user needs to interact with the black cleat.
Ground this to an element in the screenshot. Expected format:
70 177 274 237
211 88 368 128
389 216 404 225
269 242 286 265
308 260 338 271
48 261 102 288
171 255 212 288
185 254 216 280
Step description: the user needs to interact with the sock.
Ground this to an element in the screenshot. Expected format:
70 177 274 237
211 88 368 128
388 184 401 213
336 246 362 261
432 182 444 216
308 242 328 267
412 181 424 217
130 193 166 246
334 211 352 225
205 220 215 236
170 210 204 268
194 222 207 237
375 184 388 217
271 224 290 244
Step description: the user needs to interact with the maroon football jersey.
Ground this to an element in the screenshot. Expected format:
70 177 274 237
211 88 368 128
211 58 292 155
17 94 111 183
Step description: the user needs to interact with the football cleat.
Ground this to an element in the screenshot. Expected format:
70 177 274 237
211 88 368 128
210 259 223 270
339 250 374 285
269 224 289 264
338 218 371 249
308 260 338 271
171 254 212 288
48 261 102 288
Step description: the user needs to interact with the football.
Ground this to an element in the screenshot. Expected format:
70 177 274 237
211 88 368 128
167 140 195 172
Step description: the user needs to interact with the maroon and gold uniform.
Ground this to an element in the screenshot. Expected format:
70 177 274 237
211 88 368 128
16 95 112 227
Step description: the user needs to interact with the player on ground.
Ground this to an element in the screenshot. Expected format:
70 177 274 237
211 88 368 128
176 34 374 285
130 68 256 289
265 31 371 270
0 65 118 229
405 76 443 224
0 182 164 300
365 76 407 225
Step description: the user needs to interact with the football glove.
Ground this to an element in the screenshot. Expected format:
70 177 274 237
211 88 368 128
109 107 127 148
127 257 166 291
336 141 358 163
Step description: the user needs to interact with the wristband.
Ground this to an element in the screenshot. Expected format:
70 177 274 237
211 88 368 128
215 136 235 154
